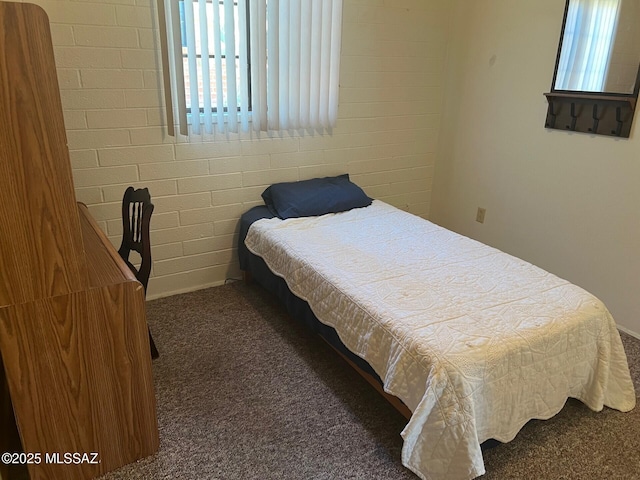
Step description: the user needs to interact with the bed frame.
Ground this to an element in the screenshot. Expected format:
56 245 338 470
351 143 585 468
242 269 412 420
242 270 411 420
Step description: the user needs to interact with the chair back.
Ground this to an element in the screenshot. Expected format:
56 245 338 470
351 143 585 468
118 186 154 293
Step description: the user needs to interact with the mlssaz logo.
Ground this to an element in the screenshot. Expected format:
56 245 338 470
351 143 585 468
45 453 100 464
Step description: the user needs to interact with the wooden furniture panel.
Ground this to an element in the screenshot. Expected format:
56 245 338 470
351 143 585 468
0 282 158 480
0 2 87 308
0 3 159 479
78 203 138 288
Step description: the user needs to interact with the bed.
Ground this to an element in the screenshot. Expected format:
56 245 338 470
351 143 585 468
238 175 636 480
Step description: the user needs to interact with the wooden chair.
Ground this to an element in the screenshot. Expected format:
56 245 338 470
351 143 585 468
118 186 159 359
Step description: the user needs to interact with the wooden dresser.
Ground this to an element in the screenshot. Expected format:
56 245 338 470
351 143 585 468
0 3 159 479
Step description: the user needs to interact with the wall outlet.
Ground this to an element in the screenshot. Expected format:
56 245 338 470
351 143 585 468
476 207 486 223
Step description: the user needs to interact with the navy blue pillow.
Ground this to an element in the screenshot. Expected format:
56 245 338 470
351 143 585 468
261 174 372 219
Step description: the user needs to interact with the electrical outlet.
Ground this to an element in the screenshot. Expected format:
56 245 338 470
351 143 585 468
476 207 486 224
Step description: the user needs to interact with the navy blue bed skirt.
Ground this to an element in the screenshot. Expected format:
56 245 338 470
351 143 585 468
238 205 383 383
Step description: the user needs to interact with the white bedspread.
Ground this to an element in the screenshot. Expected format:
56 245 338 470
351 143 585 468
244 200 636 480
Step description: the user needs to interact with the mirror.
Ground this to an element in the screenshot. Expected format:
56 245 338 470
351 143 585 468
553 0 640 94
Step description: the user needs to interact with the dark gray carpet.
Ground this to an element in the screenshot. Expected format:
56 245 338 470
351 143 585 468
99 282 640 480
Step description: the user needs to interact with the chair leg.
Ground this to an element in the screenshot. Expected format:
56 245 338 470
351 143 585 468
149 329 159 359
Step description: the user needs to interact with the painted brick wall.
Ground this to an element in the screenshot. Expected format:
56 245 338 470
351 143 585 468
23 0 451 299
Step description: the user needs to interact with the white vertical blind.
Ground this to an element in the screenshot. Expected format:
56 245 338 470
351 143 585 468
299 0 312 128
327 0 342 126
197 0 212 132
266 0 279 129
238 0 250 131
211 0 225 130
160 0 343 135
289 0 301 129
224 0 238 131
167 0 188 135
249 0 268 129
308 0 322 128
318 0 331 127
183 0 200 133
555 0 621 92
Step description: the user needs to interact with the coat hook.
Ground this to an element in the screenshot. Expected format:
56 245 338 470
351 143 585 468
566 102 578 131
611 106 623 136
546 101 557 128
588 104 600 133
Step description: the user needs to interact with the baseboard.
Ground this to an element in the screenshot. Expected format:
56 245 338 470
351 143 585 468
618 325 640 340
146 280 226 301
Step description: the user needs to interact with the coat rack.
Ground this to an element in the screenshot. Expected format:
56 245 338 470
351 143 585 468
543 92 637 138
544 0 640 139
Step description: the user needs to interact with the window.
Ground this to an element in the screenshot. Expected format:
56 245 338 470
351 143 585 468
158 0 344 135
555 0 621 92
179 0 248 115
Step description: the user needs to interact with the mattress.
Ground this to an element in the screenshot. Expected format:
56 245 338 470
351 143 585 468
244 200 636 480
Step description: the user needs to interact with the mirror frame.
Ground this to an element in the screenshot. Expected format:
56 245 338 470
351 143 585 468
544 0 640 138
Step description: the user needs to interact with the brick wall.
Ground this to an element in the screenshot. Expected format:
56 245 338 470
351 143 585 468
25 0 451 298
